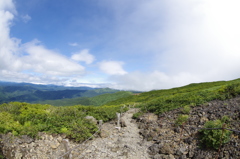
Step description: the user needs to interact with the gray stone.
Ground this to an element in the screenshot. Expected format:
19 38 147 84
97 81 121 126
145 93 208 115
84 116 98 124
149 144 160 155
100 129 109 138
120 118 126 127
159 143 173 155
50 140 60 149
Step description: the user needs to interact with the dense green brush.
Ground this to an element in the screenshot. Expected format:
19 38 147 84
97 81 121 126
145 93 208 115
199 116 232 149
0 102 128 142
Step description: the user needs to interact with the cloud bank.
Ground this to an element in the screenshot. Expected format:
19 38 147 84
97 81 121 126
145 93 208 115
101 0 240 91
0 0 92 85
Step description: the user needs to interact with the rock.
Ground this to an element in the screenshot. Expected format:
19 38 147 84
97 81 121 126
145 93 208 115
153 154 162 159
111 146 120 152
19 135 34 144
159 143 173 155
84 116 98 124
100 129 109 138
168 154 175 159
200 116 209 124
174 127 180 133
149 131 158 141
120 118 126 127
176 146 187 156
188 149 194 158
50 140 60 149
57 136 62 142
148 113 158 122
149 144 160 155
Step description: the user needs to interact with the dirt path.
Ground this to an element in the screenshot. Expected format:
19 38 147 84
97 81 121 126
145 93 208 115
74 108 152 159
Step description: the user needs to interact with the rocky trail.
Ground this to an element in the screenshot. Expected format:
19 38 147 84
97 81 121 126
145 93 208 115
75 108 153 159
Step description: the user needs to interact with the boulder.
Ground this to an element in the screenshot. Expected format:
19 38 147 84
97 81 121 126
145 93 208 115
84 116 98 124
120 118 127 127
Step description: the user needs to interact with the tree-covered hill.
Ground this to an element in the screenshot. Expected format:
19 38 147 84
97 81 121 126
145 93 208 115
37 91 133 106
0 82 120 104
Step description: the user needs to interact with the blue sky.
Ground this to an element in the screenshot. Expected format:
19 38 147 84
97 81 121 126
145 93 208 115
1 0 240 91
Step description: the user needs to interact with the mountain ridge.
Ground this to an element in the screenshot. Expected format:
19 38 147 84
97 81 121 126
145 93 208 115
0 81 122 104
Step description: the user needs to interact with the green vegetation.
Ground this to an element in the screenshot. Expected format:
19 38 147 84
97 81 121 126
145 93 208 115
132 111 144 119
182 105 191 114
175 115 189 126
38 91 133 106
106 79 240 115
1 78 240 145
0 82 121 104
199 116 232 149
0 102 128 142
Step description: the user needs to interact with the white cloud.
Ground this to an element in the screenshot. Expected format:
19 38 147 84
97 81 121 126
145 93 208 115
0 0 16 13
0 1 87 85
22 40 85 76
100 0 240 91
21 14 31 23
99 61 127 75
109 71 201 91
69 42 79 47
157 0 240 81
71 49 95 64
0 0 20 72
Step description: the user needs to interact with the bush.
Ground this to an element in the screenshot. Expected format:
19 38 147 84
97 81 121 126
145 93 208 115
0 102 128 142
182 105 191 114
175 115 189 126
132 111 144 119
199 117 232 149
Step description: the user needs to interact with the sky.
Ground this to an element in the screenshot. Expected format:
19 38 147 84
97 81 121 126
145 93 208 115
1 0 240 91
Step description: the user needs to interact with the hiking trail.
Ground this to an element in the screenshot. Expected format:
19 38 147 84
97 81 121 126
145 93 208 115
75 108 152 159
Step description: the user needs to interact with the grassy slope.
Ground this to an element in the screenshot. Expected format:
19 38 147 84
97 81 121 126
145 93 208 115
37 91 133 106
1 78 240 143
106 78 240 114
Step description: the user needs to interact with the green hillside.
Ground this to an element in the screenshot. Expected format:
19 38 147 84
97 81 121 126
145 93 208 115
106 78 240 114
1 78 240 143
0 82 120 104
38 91 133 106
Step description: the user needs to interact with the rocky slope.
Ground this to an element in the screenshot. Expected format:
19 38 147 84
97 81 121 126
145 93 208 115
138 96 240 159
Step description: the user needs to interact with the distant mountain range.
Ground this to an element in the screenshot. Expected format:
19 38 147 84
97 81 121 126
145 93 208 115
0 81 122 104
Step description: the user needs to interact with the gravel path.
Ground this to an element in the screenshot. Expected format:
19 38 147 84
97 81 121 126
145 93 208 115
75 108 152 159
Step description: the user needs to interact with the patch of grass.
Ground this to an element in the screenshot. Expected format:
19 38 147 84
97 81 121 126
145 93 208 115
175 114 189 126
132 111 144 119
182 105 191 114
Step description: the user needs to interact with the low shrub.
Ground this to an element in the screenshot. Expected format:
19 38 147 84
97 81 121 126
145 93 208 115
132 111 144 119
175 114 189 126
182 105 191 114
199 116 232 149
0 102 128 142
